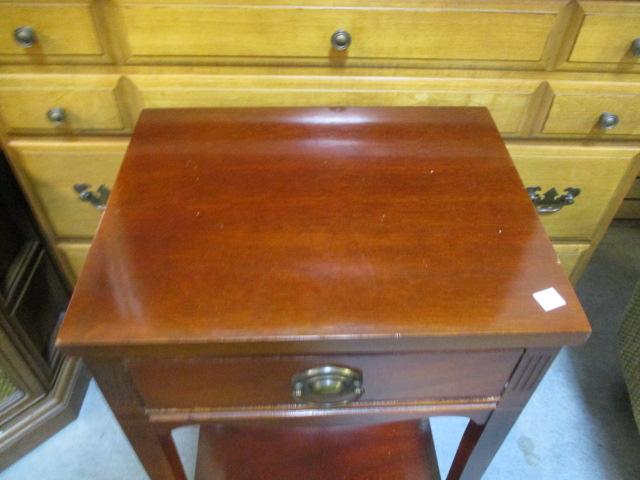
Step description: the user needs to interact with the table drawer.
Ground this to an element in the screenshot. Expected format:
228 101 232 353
542 82 640 138
118 1 558 67
0 76 128 133
129 350 522 410
0 1 106 63
508 143 638 240
8 140 128 238
130 75 539 135
566 2 640 72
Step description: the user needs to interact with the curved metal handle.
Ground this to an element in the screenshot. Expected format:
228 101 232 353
331 30 351 51
47 107 66 124
598 112 619 130
14 26 36 47
527 186 580 215
631 38 640 57
73 183 110 211
292 365 363 406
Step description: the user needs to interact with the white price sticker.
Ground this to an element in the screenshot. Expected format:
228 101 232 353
533 287 566 312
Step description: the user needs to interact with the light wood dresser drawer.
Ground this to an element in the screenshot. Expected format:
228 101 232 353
507 143 639 240
130 74 540 135
117 1 559 67
128 350 522 410
0 1 107 64
542 82 640 137
0 76 128 133
8 140 128 238
566 2 640 72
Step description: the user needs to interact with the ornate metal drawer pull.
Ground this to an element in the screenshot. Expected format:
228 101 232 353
292 365 363 407
73 183 110 211
527 186 580 215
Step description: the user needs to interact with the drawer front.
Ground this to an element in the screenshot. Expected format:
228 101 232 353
542 83 640 137
9 141 127 238
129 350 522 410
131 75 539 135
553 243 590 283
507 144 638 240
0 76 127 133
119 2 557 66
567 3 640 71
0 2 105 62
58 242 91 282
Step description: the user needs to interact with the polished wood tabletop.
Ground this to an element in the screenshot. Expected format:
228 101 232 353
57 107 590 355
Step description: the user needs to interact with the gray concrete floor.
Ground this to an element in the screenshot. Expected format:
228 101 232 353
2 222 639 479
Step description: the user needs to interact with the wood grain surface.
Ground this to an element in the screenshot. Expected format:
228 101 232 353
195 420 440 480
57 107 590 355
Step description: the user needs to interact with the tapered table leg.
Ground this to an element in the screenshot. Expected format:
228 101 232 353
447 349 559 480
86 358 187 480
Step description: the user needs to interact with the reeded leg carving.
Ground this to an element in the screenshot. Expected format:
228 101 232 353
447 349 559 480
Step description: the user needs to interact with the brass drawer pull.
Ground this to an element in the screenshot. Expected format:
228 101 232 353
14 26 36 48
527 186 580 215
47 107 66 125
73 183 110 211
632 38 640 57
331 30 351 51
598 112 619 130
292 365 363 407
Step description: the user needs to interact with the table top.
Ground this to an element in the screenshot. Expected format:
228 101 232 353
57 107 590 356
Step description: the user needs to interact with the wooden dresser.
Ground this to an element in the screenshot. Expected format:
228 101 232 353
1 1 640 287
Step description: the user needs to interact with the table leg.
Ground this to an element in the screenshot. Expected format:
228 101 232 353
446 348 559 480
86 358 187 480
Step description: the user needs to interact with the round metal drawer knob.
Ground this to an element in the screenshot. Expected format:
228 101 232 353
632 38 640 57
14 26 36 48
292 365 363 406
598 112 619 130
331 30 351 51
47 107 66 124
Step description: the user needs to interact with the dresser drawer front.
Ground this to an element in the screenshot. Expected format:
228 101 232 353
0 76 127 133
131 75 538 135
9 141 127 238
542 80 640 137
119 2 556 65
0 2 104 62
129 350 521 410
508 144 637 241
568 4 640 70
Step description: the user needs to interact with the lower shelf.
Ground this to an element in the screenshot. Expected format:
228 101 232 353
195 420 440 480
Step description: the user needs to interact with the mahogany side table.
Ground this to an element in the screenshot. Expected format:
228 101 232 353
57 107 591 479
